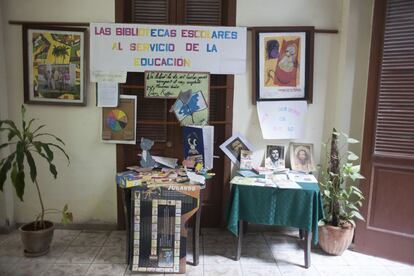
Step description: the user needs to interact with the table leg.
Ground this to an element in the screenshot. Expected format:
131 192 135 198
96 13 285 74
304 230 312 268
192 205 201 266
299 229 304 240
122 189 131 267
236 220 243 261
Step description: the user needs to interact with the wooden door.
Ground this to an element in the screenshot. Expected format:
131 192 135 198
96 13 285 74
355 0 414 264
115 0 236 228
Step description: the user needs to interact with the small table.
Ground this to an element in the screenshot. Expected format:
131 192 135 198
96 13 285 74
226 181 324 268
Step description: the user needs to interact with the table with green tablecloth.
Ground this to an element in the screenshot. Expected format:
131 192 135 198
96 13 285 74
226 180 324 268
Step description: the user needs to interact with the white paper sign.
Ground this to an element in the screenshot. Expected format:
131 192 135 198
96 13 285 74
90 23 246 81
257 101 307 139
97 82 118 107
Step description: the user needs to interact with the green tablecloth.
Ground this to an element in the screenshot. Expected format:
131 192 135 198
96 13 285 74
226 182 324 244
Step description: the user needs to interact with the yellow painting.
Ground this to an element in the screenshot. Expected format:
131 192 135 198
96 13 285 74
24 26 86 105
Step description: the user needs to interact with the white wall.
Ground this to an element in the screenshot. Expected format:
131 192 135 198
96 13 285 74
2 0 116 225
234 0 373 168
0 0 15 231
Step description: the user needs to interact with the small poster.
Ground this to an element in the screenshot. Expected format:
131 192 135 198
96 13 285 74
145 71 209 99
102 95 137 144
257 101 307 139
171 90 209 126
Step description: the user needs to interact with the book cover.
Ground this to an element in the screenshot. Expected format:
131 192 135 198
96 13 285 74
183 125 214 169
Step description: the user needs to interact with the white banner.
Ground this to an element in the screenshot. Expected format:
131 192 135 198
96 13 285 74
90 23 247 81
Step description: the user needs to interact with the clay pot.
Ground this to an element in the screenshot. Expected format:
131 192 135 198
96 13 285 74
19 221 54 257
318 224 354 255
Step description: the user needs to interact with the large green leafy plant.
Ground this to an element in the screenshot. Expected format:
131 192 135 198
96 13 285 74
0 105 72 229
319 128 365 227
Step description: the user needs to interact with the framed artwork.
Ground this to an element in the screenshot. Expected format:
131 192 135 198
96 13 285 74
23 25 87 105
252 27 314 103
102 95 137 144
264 145 286 170
219 133 254 165
289 143 315 173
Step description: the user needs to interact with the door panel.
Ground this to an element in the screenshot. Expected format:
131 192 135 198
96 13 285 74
355 0 414 264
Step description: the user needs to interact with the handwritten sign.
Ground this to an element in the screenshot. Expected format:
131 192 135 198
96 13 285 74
145 71 209 98
90 23 246 81
257 101 307 139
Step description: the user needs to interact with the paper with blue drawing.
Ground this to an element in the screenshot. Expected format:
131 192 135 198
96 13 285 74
172 90 208 125
257 101 307 139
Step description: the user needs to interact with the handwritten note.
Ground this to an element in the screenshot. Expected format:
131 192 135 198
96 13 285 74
257 101 307 139
145 71 209 98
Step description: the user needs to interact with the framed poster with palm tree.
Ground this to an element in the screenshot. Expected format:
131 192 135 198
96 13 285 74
23 25 87 105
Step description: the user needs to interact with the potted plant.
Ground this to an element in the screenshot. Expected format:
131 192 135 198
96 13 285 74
0 105 72 257
318 128 365 255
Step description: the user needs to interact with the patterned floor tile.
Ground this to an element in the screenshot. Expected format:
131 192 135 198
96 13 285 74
56 246 100 264
204 264 242 276
204 247 239 265
277 264 321 276
241 265 282 276
185 264 204 276
9 258 53 276
240 247 276 265
70 231 110 247
94 246 127 264
86 263 127 276
103 231 126 247
44 263 90 276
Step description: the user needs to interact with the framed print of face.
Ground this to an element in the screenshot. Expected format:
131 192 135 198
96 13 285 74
252 27 314 103
289 143 315 173
219 133 254 165
23 25 87 105
264 145 285 170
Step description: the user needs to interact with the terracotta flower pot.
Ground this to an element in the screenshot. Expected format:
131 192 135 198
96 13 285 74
19 220 54 257
318 224 354 255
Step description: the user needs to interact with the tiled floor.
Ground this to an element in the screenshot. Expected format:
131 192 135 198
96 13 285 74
0 227 413 275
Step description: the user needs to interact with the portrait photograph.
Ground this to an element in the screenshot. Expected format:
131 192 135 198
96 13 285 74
23 25 87 105
264 145 286 170
252 27 314 103
289 143 315 173
219 133 254 164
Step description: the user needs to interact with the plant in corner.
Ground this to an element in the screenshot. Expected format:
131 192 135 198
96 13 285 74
318 128 365 255
0 105 72 257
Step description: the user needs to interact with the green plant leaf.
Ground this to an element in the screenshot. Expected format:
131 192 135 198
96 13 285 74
41 144 54 161
347 138 359 144
347 151 359 161
13 170 25 201
25 151 37 183
34 133 65 145
0 153 15 191
351 210 365 221
323 190 331 198
32 124 46 135
3 120 22 140
45 143 70 164
49 163 57 178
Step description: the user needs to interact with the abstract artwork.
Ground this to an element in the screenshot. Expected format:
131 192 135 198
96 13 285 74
23 25 87 105
102 95 137 144
252 27 314 103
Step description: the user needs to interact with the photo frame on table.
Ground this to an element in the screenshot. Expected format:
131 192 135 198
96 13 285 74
23 25 87 105
289 143 315 173
264 145 286 170
219 133 254 165
252 26 314 104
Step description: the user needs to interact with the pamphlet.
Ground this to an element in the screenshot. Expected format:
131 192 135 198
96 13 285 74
288 172 318 183
183 125 214 169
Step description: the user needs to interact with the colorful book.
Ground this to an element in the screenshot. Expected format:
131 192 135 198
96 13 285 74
183 125 214 169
